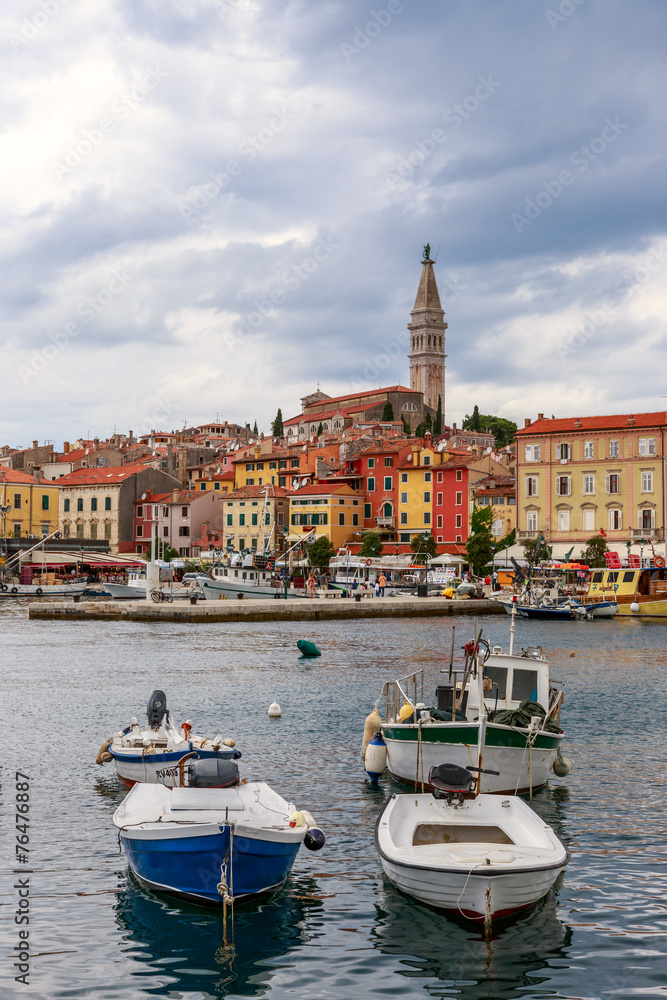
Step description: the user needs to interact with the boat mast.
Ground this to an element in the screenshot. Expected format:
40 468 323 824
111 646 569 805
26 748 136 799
508 595 517 655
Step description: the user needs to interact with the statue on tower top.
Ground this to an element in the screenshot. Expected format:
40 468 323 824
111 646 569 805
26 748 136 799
422 243 431 260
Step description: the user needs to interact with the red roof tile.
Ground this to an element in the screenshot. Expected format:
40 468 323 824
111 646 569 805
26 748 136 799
517 412 667 435
0 468 40 484
56 463 170 486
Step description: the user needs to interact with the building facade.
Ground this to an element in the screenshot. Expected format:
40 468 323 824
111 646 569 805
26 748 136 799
288 483 363 551
470 475 516 541
516 412 667 556
134 489 220 557
0 469 59 539
222 485 290 553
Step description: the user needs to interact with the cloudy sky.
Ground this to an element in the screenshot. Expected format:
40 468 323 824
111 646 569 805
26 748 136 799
2 0 666 447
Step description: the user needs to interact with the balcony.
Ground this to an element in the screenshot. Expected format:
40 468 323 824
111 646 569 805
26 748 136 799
375 515 395 528
630 528 664 541
517 530 539 540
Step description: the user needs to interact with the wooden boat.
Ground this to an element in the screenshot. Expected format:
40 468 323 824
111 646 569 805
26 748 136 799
375 716 569 925
588 561 667 617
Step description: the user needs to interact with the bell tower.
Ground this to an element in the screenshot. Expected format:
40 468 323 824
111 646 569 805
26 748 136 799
408 247 447 416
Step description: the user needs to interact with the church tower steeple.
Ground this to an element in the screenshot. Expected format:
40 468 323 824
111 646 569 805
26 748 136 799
408 248 447 416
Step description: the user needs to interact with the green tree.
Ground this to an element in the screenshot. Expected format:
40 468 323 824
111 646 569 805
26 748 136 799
410 531 437 560
415 411 433 438
580 534 608 567
359 532 384 557
317 422 323 436
143 542 180 562
522 536 553 563
433 396 442 434
470 503 493 534
466 502 494 576
402 416 411 435
469 404 481 431
272 408 284 438
307 535 335 569
493 528 515 554
252 420 258 435
461 408 517 448
381 401 394 421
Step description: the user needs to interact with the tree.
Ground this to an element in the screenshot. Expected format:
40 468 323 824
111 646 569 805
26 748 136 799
307 535 335 570
461 408 517 448
580 534 608 567
522 536 553 563
434 396 442 434
470 503 493 534
414 411 433 438
381 401 394 421
466 503 494 576
402 416 411 435
272 408 284 438
317 422 323 436
252 420 258 435
410 531 437 560
143 541 180 562
469 404 481 431
360 532 384 557
493 528 515 554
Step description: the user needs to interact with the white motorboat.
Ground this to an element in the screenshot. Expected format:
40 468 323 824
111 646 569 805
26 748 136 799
198 554 306 600
375 715 569 925
104 570 147 599
0 580 86 598
97 690 240 787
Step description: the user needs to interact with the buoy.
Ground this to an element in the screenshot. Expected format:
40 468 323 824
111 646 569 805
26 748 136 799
630 601 640 613
289 810 306 828
569 652 576 657
222 737 236 747
553 752 571 777
95 739 111 765
365 732 387 783
268 702 281 717
398 703 413 722
304 827 326 851
297 639 321 657
362 708 382 756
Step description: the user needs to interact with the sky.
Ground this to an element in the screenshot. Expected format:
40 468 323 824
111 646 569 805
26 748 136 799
2 0 666 448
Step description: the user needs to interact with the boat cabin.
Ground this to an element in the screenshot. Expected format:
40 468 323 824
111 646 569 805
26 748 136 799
588 567 667 602
469 648 552 716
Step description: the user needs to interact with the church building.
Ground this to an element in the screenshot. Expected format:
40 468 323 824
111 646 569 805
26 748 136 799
408 250 447 415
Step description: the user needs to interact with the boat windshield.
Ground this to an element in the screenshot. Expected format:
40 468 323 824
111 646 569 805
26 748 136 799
484 666 508 698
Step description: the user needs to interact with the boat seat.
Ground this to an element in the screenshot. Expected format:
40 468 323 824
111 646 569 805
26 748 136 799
429 763 473 792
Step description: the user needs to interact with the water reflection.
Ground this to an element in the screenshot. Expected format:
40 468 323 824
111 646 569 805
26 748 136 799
114 873 323 999
371 887 572 1000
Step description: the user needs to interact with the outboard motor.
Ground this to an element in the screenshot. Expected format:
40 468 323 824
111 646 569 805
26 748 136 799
147 690 168 730
189 758 240 788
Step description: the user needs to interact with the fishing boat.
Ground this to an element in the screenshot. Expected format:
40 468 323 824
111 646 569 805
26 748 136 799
587 557 667 617
103 570 148 599
0 580 87 598
494 594 618 620
365 608 567 794
113 761 325 907
197 553 306 600
375 709 569 925
97 690 241 787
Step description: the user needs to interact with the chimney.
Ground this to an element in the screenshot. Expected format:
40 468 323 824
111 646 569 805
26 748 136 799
537 413 544 421
63 441 70 454
32 440 38 450
574 418 582 429
452 422 457 433
627 415 635 426
129 430 133 442
524 418 532 428
93 437 99 451
172 489 179 502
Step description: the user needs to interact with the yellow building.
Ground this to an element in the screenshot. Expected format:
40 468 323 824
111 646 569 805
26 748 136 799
516 412 666 557
288 483 363 550
0 469 59 539
222 485 290 552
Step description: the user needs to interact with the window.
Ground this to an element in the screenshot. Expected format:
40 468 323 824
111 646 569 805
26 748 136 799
239 513 245 526
526 477 538 497
492 519 504 536
455 492 463 505
256 462 264 470
278 460 287 469
609 508 622 530
436 471 443 483
525 445 541 462
64 498 70 512
639 438 656 456
400 492 408 504
215 482 220 491
401 473 408 484
178 526 190 537
477 496 490 505
583 474 595 495
180 506 188 518
269 462 277 470
424 471 432 483
609 440 619 458
456 470 463 481
423 492 431 503
399 532 410 542
484 666 508 698
105 497 111 511
104 523 111 539
512 669 538 702
558 443 570 461
492 496 504 505
584 441 594 459
555 476 570 496
455 514 462 528
367 458 375 468
606 474 620 494
76 524 84 538
338 512 345 525
508 496 516 505
423 455 431 466
558 509 570 531
246 462 254 471
400 512 408 525
163 526 168 537
136 525 143 537
238 538 245 549
364 503 372 518
279 476 286 487
77 498 84 512
423 512 431 525
91 497 97 511
456 534 462 542
13 493 21 509
137 505 143 518
246 478 254 485
582 509 595 532
436 493 443 505
200 482 207 490
290 459 299 468
641 472 653 492
384 477 392 491
251 513 258 526
352 513 359 526
436 515 443 528
639 508 655 530
384 457 393 467
526 511 538 531
367 477 375 491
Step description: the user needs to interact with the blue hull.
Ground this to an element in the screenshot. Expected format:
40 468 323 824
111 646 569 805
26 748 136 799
121 828 301 907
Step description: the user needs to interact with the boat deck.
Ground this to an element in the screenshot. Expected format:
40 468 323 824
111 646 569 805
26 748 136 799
27 596 504 623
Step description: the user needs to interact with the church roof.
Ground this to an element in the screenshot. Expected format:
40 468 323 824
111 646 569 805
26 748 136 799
412 259 443 313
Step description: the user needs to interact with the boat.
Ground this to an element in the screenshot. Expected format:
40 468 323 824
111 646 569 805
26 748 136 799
97 690 241 787
197 553 306 600
588 558 667 617
375 713 569 925
103 570 200 601
494 593 618 619
113 759 325 907
367 609 566 794
0 580 87 598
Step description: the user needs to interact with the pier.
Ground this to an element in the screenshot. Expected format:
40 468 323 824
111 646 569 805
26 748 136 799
28 596 504 623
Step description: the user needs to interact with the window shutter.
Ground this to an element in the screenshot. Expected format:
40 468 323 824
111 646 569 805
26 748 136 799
605 474 610 494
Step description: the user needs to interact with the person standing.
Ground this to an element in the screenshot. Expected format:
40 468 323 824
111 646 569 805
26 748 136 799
492 570 499 592
374 578 380 597
378 572 387 597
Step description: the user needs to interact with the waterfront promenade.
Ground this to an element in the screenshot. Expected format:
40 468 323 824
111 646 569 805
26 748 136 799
28 596 503 623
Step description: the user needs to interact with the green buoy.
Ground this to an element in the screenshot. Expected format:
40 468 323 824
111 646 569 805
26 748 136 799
297 640 321 657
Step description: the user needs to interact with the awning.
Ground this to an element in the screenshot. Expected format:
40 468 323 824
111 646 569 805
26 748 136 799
431 553 467 565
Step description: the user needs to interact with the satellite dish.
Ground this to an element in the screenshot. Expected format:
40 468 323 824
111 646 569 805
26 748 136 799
437 441 446 452
141 492 147 500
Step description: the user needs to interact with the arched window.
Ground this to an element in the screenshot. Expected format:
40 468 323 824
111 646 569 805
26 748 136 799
104 496 111 511
383 502 392 517
91 497 97 511
428 336 431 347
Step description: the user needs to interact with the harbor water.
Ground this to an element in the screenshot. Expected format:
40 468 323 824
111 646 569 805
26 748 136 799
1 604 666 999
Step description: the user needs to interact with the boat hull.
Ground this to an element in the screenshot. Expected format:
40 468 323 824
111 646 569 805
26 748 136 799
110 747 238 787
120 824 301 906
382 722 562 794
199 578 305 601
104 583 147 599
616 597 667 618
0 583 86 598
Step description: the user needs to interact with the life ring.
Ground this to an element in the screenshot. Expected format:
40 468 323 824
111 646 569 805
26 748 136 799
0 583 7 591
655 556 666 568
35 587 43 595
11 587 18 594
365 558 373 567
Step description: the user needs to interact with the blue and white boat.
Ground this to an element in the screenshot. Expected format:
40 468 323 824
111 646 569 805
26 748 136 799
113 762 325 907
